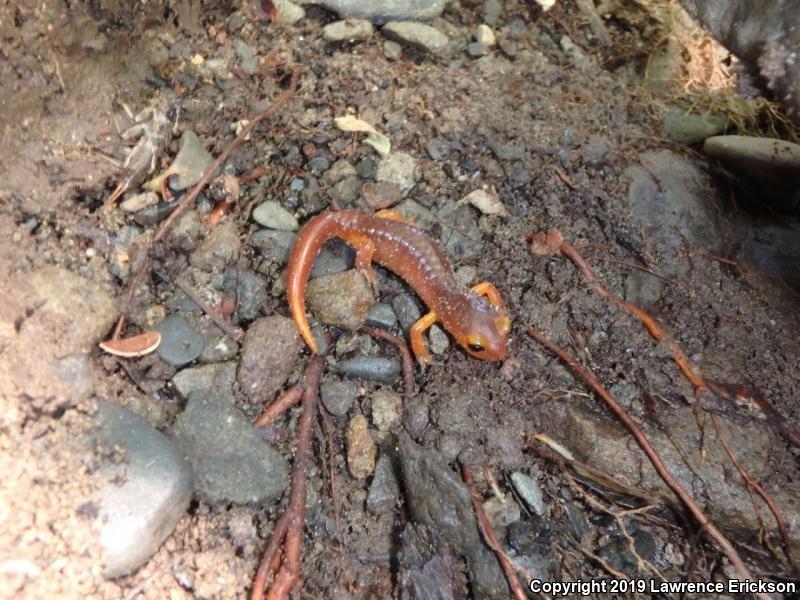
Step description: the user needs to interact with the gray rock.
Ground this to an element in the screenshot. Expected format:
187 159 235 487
323 18 374 42
322 159 357 185
399 435 508 597
328 174 361 206
681 0 800 122
154 315 205 367
133 200 175 226
510 472 545 516
436 202 482 261
309 240 356 279
375 151 419 196
361 180 403 210
171 361 237 400
661 105 728 145
252 200 299 231
232 39 259 75
381 21 449 55
94 401 192 578
425 137 451 161
306 269 375 330
273 0 305 24
167 130 214 191
249 229 297 265
190 223 241 271
623 271 665 306
299 0 447 24
367 453 400 514
398 524 461 599
334 356 402 384
236 270 267 321
238 316 303 403
735 223 800 287
623 150 723 274
197 322 239 363
395 199 437 229
173 391 289 504
355 157 377 179
483 0 502 26
548 398 800 546
365 302 398 329
392 293 422 333
383 40 402 60
482 496 521 530
467 41 488 57
308 155 331 174
320 379 358 416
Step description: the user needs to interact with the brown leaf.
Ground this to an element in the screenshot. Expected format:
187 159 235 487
99 331 161 357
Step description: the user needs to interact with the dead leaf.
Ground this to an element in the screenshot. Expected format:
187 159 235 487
335 115 391 157
460 188 508 216
99 331 161 357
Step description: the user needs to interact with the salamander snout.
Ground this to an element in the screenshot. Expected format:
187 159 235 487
460 311 511 361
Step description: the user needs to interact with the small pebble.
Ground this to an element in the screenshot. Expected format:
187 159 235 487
190 223 241 271
383 40 402 60
249 230 297 265
365 302 397 329
252 200 298 231
455 265 477 285
168 130 214 191
510 472 545 515
467 41 488 57
428 324 450 355
355 157 377 178
334 356 401 384
320 379 358 417
371 390 402 432
323 19 374 42
482 496 521 530
120 191 159 213
310 240 356 278
361 181 402 210
154 315 205 367
171 361 236 400
306 270 374 331
425 137 451 161
475 24 496 46
382 21 449 55
328 175 361 206
322 159 357 185
289 177 306 192
392 294 422 333
308 155 331 174
376 152 418 196
236 270 267 321
346 414 377 479
133 200 175 226
238 316 303 403
367 453 400 515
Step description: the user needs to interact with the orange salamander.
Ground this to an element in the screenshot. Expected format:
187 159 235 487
286 210 511 362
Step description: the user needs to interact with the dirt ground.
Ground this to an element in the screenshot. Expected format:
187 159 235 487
1 1 799 599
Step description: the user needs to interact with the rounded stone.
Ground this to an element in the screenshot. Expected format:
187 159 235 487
154 314 205 367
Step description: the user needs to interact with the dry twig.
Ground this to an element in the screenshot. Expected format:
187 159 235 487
251 356 323 600
462 467 529 600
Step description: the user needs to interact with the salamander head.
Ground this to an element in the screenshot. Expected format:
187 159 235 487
449 298 511 361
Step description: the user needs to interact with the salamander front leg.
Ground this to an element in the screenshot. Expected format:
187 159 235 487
409 310 438 364
471 282 505 308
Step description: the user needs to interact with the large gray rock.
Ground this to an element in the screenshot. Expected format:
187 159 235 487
681 0 800 123
399 435 508 598
296 0 446 24
547 399 800 550
623 150 724 274
94 401 193 578
381 22 449 55
172 391 290 504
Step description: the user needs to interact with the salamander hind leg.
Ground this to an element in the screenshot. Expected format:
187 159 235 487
346 234 379 294
471 282 505 308
409 310 438 364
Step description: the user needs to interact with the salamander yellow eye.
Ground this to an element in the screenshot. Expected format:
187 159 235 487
497 316 511 335
466 334 488 352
